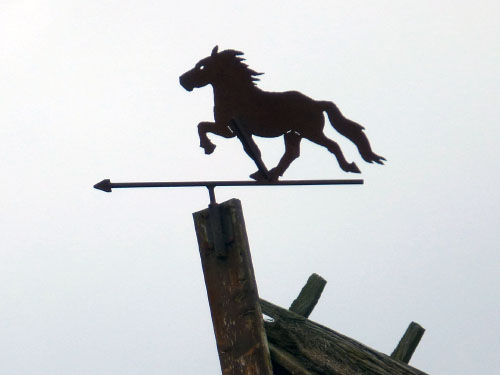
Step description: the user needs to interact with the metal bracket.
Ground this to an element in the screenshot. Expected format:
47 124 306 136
208 203 228 258
207 185 230 258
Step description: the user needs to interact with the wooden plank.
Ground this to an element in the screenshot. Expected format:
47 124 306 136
391 322 425 364
289 273 326 318
260 299 428 375
268 343 319 375
193 199 273 375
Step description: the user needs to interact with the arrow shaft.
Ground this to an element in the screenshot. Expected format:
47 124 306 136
109 179 363 189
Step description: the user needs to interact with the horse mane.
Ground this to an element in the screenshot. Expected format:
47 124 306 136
217 49 263 87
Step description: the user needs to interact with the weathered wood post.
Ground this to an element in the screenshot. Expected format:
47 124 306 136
260 273 429 375
193 198 273 375
391 322 426 364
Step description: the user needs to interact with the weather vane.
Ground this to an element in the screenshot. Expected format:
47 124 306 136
179 45 385 182
90 47 410 375
95 46 383 202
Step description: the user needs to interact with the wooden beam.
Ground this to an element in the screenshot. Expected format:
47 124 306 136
260 299 428 375
193 199 273 375
391 322 425 364
289 273 326 318
268 343 319 375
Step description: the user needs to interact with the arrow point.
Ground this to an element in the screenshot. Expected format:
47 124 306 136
94 179 112 192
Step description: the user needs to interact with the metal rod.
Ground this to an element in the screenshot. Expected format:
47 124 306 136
94 178 363 192
207 185 217 204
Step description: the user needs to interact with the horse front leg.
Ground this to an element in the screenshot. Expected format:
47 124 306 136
197 121 235 154
198 122 217 154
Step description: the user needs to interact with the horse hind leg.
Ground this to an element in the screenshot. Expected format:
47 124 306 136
305 132 361 173
259 131 302 181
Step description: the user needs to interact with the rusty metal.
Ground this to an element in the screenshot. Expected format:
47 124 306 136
208 202 227 258
207 185 217 204
94 178 363 201
229 118 270 180
180 46 385 180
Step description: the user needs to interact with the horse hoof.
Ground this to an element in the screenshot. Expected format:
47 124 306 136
267 168 281 182
249 170 266 181
349 162 361 173
202 143 216 155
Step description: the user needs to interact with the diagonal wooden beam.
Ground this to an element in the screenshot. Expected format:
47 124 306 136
193 199 273 375
260 299 428 375
268 343 319 375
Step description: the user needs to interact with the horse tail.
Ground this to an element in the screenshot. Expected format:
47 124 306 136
319 101 386 164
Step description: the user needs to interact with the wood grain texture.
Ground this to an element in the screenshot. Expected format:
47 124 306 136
391 322 425 364
289 273 327 318
193 199 272 375
261 299 428 375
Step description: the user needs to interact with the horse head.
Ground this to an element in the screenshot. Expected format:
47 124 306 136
180 46 261 92
179 46 222 91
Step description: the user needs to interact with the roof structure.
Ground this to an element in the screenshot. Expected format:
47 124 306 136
193 199 427 375
261 274 427 375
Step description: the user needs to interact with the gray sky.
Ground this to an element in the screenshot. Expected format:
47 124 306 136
1 1 499 374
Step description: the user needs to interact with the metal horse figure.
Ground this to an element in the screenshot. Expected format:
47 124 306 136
180 46 385 181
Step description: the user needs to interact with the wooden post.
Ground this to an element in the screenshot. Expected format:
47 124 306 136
289 273 327 318
193 198 273 375
391 322 425 364
261 299 428 375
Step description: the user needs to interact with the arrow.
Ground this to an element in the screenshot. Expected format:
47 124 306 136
94 178 363 193
94 178 364 204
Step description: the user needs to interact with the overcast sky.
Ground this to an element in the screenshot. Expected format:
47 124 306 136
1 1 499 374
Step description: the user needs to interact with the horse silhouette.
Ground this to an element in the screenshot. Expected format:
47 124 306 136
180 46 385 181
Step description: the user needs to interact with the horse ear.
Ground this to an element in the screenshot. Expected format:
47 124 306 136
211 45 219 56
